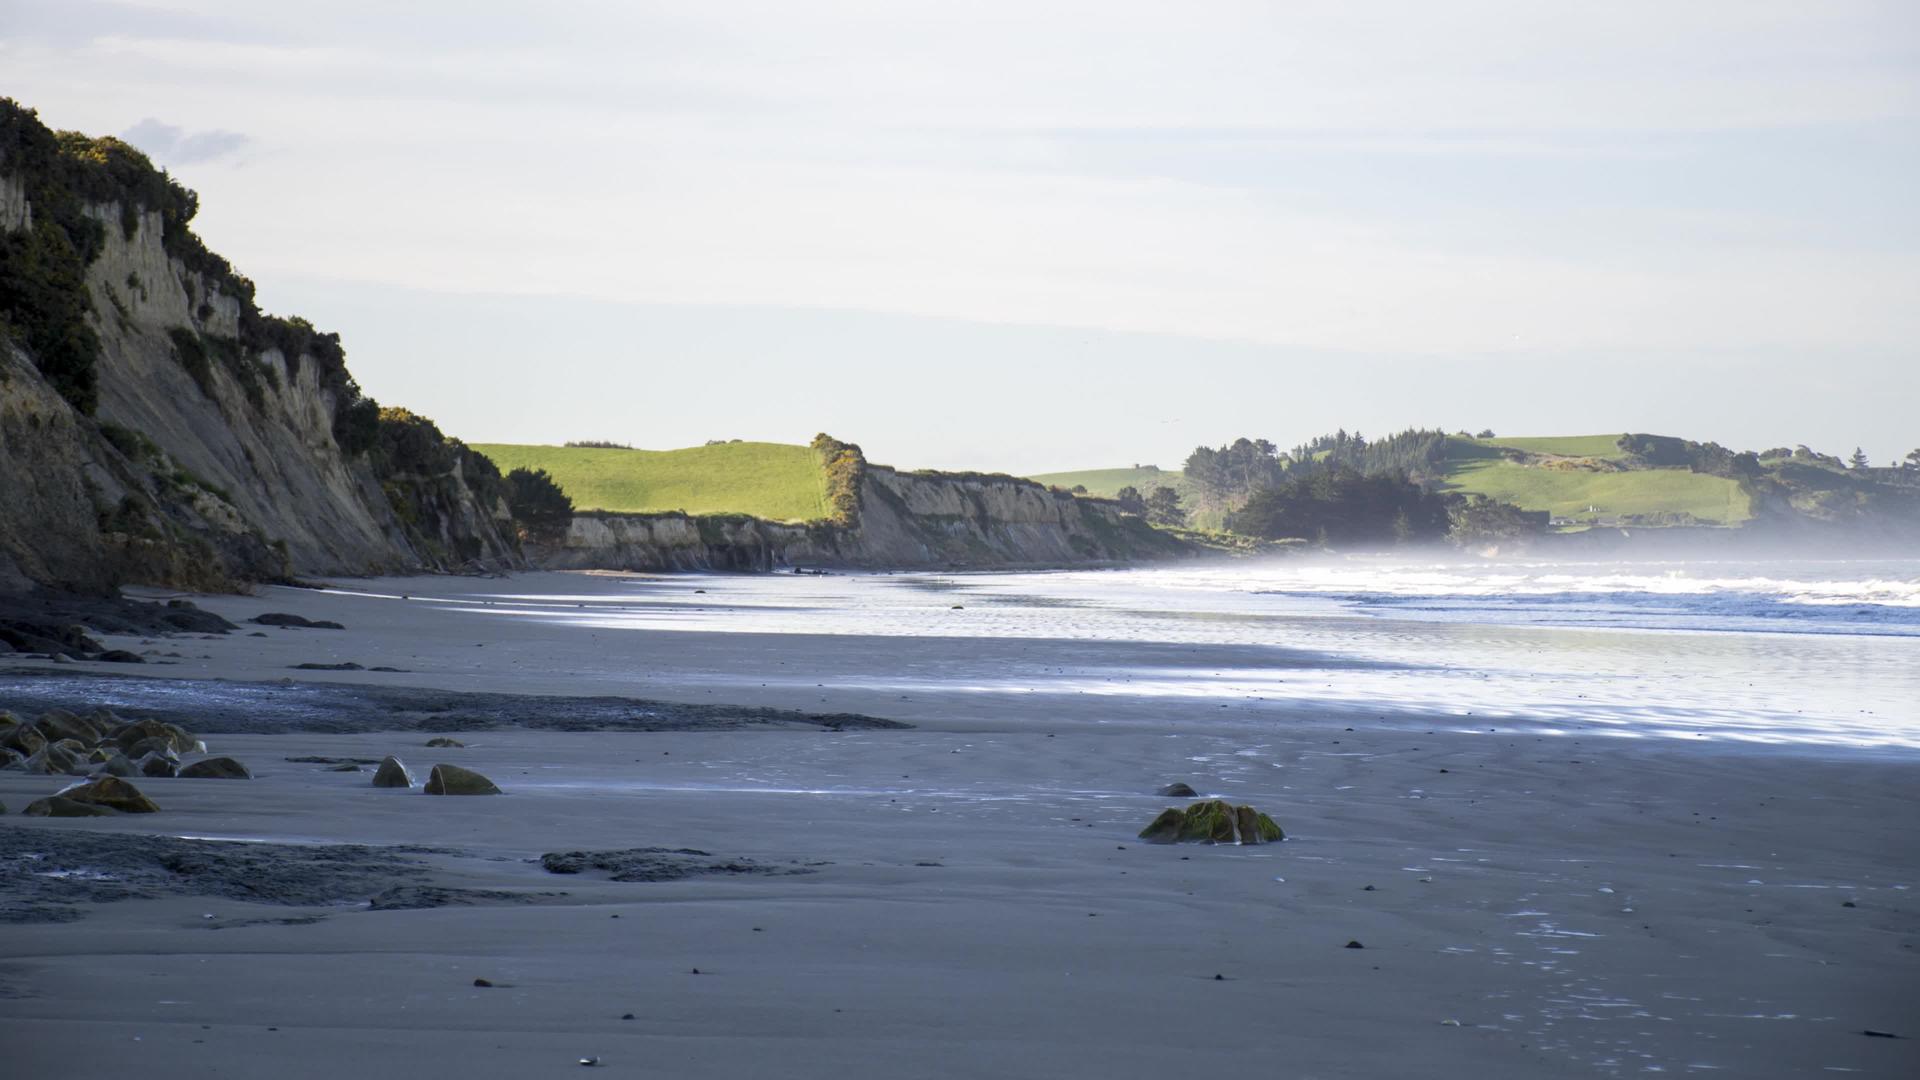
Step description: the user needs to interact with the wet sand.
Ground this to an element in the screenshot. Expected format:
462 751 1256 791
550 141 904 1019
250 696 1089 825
2 573 1917 1078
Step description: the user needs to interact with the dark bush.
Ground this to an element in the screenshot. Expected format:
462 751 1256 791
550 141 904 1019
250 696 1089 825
506 467 573 534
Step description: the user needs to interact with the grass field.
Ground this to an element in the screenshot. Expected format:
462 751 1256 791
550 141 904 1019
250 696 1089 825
1441 436 1749 524
471 441 831 521
1026 466 1188 499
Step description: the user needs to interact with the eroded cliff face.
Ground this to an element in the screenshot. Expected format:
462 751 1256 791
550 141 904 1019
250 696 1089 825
0 106 518 592
530 466 1189 573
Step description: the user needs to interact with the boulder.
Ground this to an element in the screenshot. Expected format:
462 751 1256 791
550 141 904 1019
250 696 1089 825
136 752 178 778
92 752 138 778
2 723 46 756
1235 805 1285 845
251 613 346 629
1138 800 1285 845
126 737 179 761
52 776 160 813
177 756 251 780
424 763 501 796
24 796 117 817
110 719 198 755
1156 782 1198 798
371 756 414 789
424 737 465 748
0 747 23 770
34 709 103 745
20 741 88 776
96 649 146 664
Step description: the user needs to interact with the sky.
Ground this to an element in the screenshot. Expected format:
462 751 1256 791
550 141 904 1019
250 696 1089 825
4 0 1916 470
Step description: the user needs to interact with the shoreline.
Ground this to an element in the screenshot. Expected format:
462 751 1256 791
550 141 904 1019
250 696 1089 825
3 569 1916 1078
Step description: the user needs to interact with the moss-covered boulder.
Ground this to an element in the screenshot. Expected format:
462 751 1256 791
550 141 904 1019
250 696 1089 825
1235 805 1285 844
136 752 178 778
34 708 103 745
109 719 199 756
1138 800 1286 845
178 756 251 780
3 723 47 756
20 741 88 776
371 756 414 788
54 776 160 813
424 763 500 796
91 752 138 778
25 795 117 817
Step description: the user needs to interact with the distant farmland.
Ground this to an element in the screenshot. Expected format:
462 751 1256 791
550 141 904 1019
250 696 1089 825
1446 436 1751 524
1029 433 1753 529
472 441 831 521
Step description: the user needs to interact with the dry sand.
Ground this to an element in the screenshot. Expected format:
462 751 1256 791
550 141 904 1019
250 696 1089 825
2 572 1916 1078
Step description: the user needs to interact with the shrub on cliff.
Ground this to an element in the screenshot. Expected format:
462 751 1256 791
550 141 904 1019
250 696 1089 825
507 467 573 536
811 433 866 526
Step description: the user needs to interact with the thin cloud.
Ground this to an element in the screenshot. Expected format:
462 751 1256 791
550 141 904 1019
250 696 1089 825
121 117 252 165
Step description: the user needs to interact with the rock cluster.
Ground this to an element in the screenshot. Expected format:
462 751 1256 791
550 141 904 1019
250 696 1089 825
1138 800 1286 845
0 708 252 812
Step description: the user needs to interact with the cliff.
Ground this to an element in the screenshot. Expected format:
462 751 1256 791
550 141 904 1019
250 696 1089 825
527 443 1193 572
0 101 518 593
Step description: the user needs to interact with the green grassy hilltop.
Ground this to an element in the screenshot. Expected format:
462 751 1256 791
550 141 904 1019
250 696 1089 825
1027 466 1190 499
472 441 831 521
1446 436 1751 525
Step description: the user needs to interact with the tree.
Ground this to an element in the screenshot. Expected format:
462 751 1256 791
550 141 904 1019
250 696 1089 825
1144 486 1186 527
1225 467 1450 546
1850 447 1870 470
1476 429 1496 439
506 467 573 537
1114 486 1146 515
1906 449 1920 471
1448 495 1547 545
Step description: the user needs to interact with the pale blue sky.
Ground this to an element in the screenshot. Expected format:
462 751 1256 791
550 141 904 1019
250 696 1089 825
5 1 1915 469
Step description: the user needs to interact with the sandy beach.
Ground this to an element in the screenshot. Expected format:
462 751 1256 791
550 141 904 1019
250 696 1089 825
3 569 1917 1078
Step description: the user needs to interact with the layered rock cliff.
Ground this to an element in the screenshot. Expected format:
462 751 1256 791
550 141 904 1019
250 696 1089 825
528 442 1192 572
0 101 518 593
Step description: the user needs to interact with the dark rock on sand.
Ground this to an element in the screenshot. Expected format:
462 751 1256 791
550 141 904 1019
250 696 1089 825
0 670 911 736
371 756 414 788
177 756 252 780
2 723 47 756
0 829 439 914
328 763 361 772
24 795 117 817
20 741 89 776
109 718 199 755
286 756 383 765
91 752 138 778
539 848 819 883
424 737 465 748
57 776 162 813
34 708 103 744
0 748 21 770
96 650 146 664
367 886 565 910
1156 782 1198 797
423 763 500 795
136 752 179 778
1138 800 1285 845
252 613 346 630
292 662 364 671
